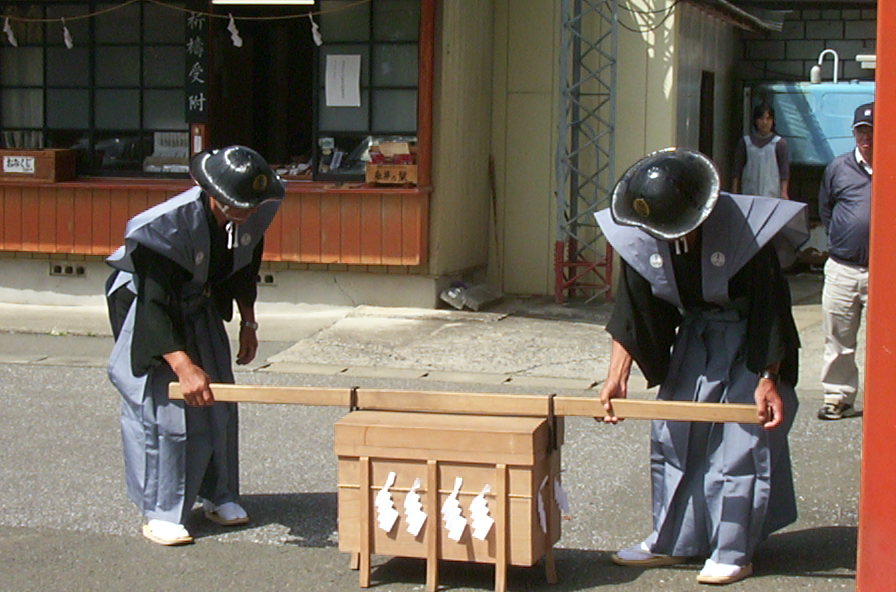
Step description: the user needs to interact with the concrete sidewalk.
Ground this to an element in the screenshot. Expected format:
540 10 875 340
0 272 827 394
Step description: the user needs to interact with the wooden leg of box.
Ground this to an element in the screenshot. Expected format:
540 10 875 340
495 463 508 592
349 553 360 570
426 459 439 592
359 456 372 588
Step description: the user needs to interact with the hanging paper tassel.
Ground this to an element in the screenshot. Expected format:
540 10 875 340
308 14 322 47
62 18 74 49
3 17 18 47
227 13 243 48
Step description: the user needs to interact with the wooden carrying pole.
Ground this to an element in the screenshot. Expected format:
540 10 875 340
168 383 760 424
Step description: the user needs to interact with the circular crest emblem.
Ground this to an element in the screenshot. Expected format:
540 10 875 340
649 253 663 268
710 251 726 267
252 173 269 193
633 197 651 218
194 250 205 265
240 232 252 246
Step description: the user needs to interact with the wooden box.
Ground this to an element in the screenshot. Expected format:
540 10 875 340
0 149 77 183
365 164 418 185
335 410 562 590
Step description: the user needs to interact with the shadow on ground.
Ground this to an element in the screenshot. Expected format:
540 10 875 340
186 492 338 547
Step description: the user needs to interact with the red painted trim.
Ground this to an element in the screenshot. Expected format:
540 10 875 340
857 3 896 590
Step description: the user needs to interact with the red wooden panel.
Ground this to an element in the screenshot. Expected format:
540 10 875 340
300 193 322 263
37 187 57 251
380 194 404 265
54 186 75 253
72 188 93 253
146 189 169 210
108 189 131 254
340 193 362 264
127 189 149 219
401 195 426 265
359 194 384 265
320 194 341 264
273 195 302 262
1 186 23 250
20 185 41 251
263 198 286 262
91 188 113 255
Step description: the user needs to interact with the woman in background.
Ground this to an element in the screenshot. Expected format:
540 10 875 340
732 102 790 199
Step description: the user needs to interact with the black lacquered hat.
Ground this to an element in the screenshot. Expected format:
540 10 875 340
190 145 285 209
610 147 720 240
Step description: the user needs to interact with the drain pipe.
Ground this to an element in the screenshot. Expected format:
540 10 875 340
810 48 840 84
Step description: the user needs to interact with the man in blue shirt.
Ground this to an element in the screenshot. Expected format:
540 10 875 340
817 102 873 420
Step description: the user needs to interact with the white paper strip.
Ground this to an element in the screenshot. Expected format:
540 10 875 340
537 475 548 534
469 484 494 540
227 14 243 47
554 477 571 516
403 477 427 537
374 471 399 533
441 477 466 541
62 19 73 49
3 17 18 47
308 14 323 47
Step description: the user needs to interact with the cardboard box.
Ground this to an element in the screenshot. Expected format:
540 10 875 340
335 410 562 568
0 149 77 183
365 164 417 185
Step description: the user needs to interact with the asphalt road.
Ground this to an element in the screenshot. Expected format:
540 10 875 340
0 332 861 592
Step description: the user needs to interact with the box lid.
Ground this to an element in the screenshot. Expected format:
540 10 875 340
335 410 548 465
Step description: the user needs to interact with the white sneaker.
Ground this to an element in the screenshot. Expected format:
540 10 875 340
142 519 193 546
203 500 249 526
611 541 688 567
696 558 753 584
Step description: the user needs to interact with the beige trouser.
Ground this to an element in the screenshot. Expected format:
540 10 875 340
820 257 868 406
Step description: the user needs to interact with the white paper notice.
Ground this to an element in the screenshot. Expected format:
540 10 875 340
375 471 399 533
325 54 361 107
469 484 494 541
441 477 467 542
403 478 427 537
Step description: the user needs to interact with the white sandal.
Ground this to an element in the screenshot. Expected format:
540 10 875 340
203 500 249 526
142 519 193 546
611 541 689 567
696 559 753 584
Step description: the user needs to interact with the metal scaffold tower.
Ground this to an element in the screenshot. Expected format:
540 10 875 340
555 0 618 303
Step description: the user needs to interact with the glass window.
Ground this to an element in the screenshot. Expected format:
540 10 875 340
47 89 89 129
96 89 140 129
46 47 90 86
319 1 370 41
372 90 417 132
144 47 185 87
1 89 43 127
95 2 140 43
96 47 141 87
372 44 418 87
0 2 188 175
0 47 44 85
144 90 186 129
373 0 420 41
314 0 421 181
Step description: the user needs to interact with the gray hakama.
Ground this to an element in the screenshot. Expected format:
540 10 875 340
596 193 807 566
106 187 278 524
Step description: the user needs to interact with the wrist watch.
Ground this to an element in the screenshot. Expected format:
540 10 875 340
759 369 778 383
240 320 259 330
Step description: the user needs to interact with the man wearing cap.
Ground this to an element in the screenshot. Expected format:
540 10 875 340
105 146 284 545
817 102 873 420
595 148 807 584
